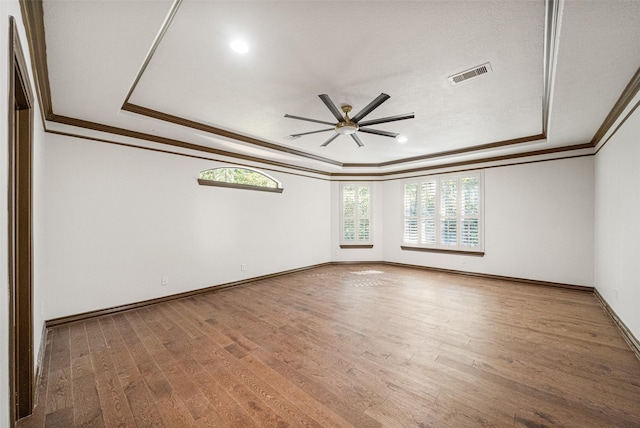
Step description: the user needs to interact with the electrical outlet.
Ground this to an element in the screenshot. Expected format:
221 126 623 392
241 264 246 271
161 276 169 286
460 256 466 265
614 288 619 300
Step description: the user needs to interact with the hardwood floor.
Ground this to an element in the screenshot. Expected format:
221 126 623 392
17 264 640 427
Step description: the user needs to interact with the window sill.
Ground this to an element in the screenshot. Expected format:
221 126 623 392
198 179 283 193
340 244 374 249
400 246 484 256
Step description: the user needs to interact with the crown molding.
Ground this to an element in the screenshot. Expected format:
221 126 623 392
18 0 636 178
592 67 640 152
345 134 547 168
543 0 560 136
19 0 52 121
122 0 183 105
332 143 593 178
47 114 333 176
122 102 343 167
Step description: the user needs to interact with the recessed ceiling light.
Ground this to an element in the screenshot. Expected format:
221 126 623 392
230 39 249 54
396 135 408 143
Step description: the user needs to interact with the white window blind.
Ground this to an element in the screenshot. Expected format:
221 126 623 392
403 172 483 252
341 183 371 244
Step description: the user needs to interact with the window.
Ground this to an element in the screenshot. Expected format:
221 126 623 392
198 167 283 193
341 183 372 247
403 172 483 253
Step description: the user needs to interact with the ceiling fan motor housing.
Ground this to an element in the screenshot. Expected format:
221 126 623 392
335 104 358 135
335 121 359 135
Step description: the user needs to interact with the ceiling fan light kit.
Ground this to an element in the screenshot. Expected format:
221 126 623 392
285 93 414 147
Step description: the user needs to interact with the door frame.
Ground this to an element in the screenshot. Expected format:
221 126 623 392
8 15 35 423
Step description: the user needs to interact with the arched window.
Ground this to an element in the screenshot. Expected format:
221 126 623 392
198 167 283 193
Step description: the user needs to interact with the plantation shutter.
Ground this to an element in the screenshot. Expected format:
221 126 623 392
342 185 356 241
358 186 371 241
460 174 480 247
440 176 458 246
404 183 418 244
402 172 482 252
341 183 372 244
420 180 437 245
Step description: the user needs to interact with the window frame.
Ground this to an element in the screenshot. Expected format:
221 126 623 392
198 167 283 193
340 182 373 247
401 171 484 254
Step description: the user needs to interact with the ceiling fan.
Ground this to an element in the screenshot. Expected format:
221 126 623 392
284 93 414 147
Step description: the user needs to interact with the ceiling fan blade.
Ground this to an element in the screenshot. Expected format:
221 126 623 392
320 133 340 147
357 112 415 127
284 114 335 126
351 93 390 123
318 94 345 122
358 128 399 138
290 128 334 137
351 134 364 147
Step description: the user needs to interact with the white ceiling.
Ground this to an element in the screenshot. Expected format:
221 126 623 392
41 0 640 173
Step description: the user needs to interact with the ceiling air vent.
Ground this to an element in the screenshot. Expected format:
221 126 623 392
448 62 492 86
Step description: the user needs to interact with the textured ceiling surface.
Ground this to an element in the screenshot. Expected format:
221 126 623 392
41 0 640 172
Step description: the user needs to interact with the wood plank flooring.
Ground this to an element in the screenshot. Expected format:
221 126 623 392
17 264 640 427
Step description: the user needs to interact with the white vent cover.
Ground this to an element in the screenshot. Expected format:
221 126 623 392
448 62 492 86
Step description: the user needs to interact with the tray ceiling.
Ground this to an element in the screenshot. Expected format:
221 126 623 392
38 0 640 173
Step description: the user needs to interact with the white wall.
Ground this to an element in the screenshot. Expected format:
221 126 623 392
30 36 48 411
42 133 332 319
330 181 385 262
1 4 48 427
43 136 595 313
594 104 640 340
382 156 595 287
